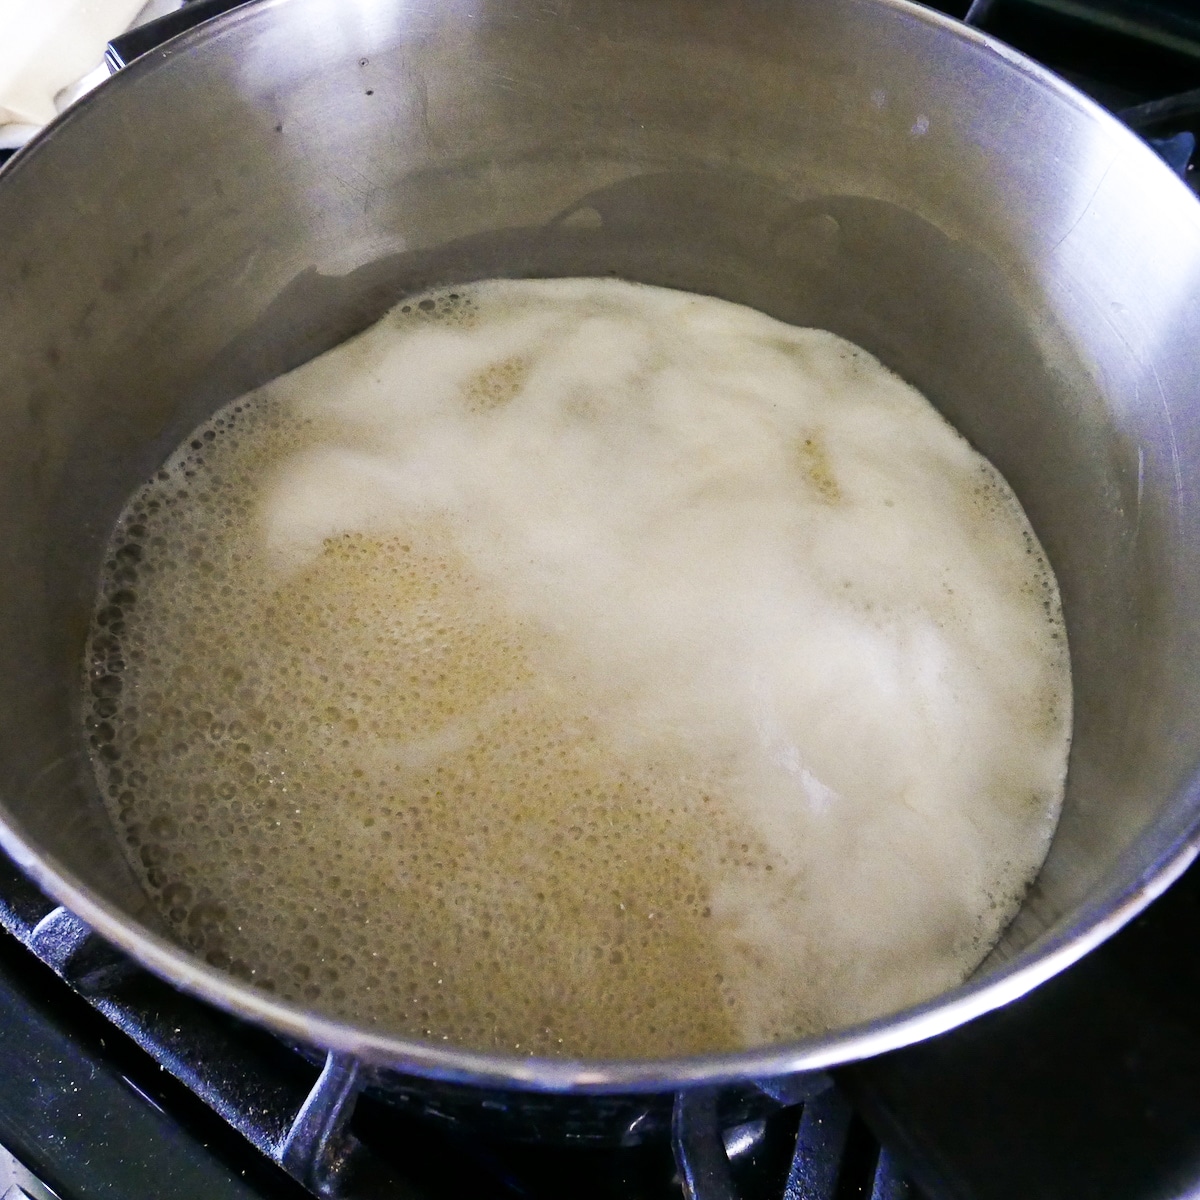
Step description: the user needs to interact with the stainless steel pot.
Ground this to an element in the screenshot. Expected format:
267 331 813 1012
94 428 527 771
1 0 1200 1158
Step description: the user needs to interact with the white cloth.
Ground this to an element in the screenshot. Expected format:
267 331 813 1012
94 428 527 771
0 0 148 127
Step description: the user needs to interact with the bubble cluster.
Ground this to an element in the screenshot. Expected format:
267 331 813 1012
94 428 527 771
84 278 1071 1059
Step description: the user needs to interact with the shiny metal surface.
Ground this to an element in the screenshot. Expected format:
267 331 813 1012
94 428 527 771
0 0 1199 1097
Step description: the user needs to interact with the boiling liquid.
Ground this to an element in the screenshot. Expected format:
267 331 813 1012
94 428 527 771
84 279 1071 1058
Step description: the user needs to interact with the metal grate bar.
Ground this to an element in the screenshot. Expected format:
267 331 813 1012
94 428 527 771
783 1089 853 1200
870 1148 912 1200
964 0 1000 25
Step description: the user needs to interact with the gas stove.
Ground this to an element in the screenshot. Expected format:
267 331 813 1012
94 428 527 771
1 2 1199 1198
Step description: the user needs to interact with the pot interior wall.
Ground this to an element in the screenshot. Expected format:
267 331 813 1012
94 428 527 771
1 0 1199 1046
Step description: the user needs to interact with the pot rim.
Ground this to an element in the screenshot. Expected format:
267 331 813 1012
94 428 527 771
2 0 1199 1093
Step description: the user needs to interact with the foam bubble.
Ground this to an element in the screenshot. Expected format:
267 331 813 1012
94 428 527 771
83 278 1071 1058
